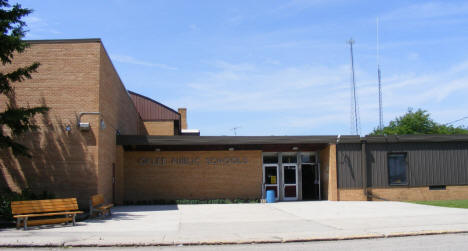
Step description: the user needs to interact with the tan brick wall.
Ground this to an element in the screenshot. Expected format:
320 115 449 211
97 44 145 205
320 144 337 201
338 189 367 201
338 186 468 201
115 145 125 205
123 151 262 201
178 108 187 129
0 41 145 208
144 121 174 136
371 186 468 201
0 42 102 207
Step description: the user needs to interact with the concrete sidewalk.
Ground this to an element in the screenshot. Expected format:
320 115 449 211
1 201 468 246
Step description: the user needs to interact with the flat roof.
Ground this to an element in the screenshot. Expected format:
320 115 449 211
26 38 101 44
117 135 338 146
118 134 468 147
340 134 468 143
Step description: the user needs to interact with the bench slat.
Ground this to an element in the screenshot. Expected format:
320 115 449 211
11 198 78 214
91 194 105 207
19 217 73 227
14 211 83 218
97 204 114 210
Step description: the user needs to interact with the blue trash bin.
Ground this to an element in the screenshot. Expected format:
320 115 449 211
266 190 275 203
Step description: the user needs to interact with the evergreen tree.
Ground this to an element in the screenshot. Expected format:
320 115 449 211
0 0 49 157
370 108 468 135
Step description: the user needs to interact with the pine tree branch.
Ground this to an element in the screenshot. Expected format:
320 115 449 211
0 62 39 94
0 105 49 136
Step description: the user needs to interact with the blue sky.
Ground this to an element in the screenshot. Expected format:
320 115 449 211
19 0 468 136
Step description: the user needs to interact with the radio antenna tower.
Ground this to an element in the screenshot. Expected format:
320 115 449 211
377 17 384 131
231 126 241 136
348 38 360 135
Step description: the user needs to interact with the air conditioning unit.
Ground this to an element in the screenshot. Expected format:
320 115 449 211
79 122 90 131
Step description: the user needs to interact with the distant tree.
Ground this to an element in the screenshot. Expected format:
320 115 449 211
0 0 49 157
370 108 468 135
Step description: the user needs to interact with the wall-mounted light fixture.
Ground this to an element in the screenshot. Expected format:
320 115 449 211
228 147 235 151
77 112 101 131
155 148 161 152
292 146 299 151
79 122 90 131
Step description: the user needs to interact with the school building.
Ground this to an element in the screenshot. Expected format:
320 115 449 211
1 39 468 208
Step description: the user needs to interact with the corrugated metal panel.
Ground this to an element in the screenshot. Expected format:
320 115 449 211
366 142 468 187
128 91 180 121
337 142 468 188
337 143 363 188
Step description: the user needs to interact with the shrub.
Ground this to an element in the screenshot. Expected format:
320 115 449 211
123 198 260 205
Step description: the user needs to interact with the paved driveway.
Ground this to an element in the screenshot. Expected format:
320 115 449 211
1 201 468 246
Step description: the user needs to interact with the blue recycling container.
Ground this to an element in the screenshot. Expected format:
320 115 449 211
266 190 275 203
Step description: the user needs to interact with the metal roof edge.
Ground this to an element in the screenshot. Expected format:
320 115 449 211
116 135 338 146
127 90 180 117
25 38 102 44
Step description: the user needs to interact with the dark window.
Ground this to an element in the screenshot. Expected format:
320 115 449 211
301 153 316 163
264 166 278 184
282 154 297 163
263 154 278 164
283 165 296 184
388 153 408 185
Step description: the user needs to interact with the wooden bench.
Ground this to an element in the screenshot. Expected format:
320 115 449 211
11 198 83 230
89 194 113 217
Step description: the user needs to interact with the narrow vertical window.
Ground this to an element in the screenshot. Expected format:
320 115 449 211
388 153 408 185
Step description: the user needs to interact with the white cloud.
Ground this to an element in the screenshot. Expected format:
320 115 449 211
23 15 61 39
168 58 468 134
380 2 468 21
111 54 178 70
269 0 340 15
188 24 199 32
408 52 419 61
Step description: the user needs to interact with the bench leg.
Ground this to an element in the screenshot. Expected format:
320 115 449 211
23 217 28 230
72 214 76 226
16 218 21 229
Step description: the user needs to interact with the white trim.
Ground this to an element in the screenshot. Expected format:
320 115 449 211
263 164 279 200
282 164 298 200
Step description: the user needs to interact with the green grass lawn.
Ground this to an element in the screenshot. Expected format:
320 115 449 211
411 200 468 209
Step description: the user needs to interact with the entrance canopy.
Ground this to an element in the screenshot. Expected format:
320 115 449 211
117 135 339 151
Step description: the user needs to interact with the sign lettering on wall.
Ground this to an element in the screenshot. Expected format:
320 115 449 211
138 156 248 167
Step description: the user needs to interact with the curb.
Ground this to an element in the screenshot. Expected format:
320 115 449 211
1 230 468 247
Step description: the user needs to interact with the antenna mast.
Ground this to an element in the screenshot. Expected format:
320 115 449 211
377 17 384 131
231 126 241 136
348 38 360 135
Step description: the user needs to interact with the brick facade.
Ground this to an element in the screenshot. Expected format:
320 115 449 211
123 151 263 202
143 121 174 136
338 186 468 201
0 40 144 207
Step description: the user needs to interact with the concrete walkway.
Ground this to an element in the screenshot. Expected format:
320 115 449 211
2 201 468 246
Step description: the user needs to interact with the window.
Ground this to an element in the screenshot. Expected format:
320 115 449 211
263 153 278 164
301 153 316 164
282 153 297 163
388 153 408 185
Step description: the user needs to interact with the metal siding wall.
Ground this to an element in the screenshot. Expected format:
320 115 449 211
128 92 180 121
337 144 363 188
367 142 468 188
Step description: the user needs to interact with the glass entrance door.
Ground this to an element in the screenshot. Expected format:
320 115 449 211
263 164 279 200
283 164 298 200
